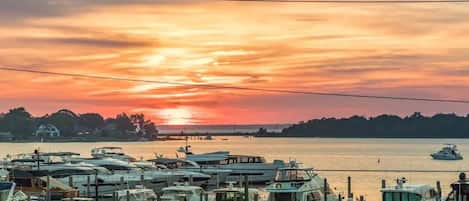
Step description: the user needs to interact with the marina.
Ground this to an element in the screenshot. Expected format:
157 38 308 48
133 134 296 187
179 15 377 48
1 137 469 201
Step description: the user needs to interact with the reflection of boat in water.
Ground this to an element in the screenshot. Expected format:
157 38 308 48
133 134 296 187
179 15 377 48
431 144 463 160
266 162 338 201
381 177 440 201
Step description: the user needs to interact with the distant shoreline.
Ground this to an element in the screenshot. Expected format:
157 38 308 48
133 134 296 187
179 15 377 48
4 133 469 143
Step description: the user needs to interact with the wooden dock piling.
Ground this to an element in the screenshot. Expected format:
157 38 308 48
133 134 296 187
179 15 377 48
244 175 249 201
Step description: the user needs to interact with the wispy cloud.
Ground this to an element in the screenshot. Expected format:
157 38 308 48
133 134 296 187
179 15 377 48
0 1 469 124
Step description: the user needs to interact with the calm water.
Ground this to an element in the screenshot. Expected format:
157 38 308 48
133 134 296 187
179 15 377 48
2 137 469 200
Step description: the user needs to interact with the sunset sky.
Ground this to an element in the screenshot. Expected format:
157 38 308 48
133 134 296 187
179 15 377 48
1 0 469 125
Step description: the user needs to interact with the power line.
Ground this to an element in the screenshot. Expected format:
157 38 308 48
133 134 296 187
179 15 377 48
227 0 469 3
1 66 469 104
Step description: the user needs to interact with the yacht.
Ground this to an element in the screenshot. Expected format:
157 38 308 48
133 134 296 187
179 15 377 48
381 177 440 201
178 146 286 184
212 182 260 201
160 183 207 201
431 144 463 160
91 147 137 162
9 168 80 200
266 162 338 201
148 158 231 186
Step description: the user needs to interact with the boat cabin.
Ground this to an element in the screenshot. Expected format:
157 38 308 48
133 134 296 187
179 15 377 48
148 158 199 169
160 184 206 201
91 147 136 162
9 169 79 200
113 189 157 201
185 152 266 166
266 167 335 201
381 178 439 201
274 167 315 182
213 183 259 201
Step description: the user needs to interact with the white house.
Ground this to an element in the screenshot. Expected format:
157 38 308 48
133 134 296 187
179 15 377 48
33 124 61 137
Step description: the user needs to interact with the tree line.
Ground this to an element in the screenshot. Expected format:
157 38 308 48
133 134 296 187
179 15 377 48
257 112 469 138
0 107 158 140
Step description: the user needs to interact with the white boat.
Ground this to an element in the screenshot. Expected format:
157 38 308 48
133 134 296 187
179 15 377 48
113 188 157 201
266 162 338 201
160 183 207 201
212 182 260 201
381 177 440 201
431 144 463 160
91 147 137 162
179 146 285 184
148 158 231 186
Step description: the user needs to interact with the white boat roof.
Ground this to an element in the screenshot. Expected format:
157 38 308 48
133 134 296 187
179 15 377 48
163 185 203 191
115 188 155 196
381 184 435 195
278 167 314 171
185 151 230 162
95 147 123 150
213 187 258 193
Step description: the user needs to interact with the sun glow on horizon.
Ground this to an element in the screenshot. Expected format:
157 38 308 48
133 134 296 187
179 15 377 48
159 107 193 125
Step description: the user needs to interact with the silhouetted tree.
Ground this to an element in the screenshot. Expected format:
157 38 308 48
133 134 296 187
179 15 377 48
44 109 79 136
79 113 105 130
114 113 135 134
0 107 35 138
280 113 469 138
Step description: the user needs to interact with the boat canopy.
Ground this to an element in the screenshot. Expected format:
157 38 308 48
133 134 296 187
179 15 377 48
274 168 315 182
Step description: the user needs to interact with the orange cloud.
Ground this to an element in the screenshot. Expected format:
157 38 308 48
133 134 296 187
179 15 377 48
1 0 469 124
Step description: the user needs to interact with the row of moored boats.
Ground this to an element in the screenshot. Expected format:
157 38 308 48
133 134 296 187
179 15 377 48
1 146 469 201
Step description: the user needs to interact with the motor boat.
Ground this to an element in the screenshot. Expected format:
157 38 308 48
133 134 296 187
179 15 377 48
381 177 440 201
160 183 206 201
178 146 285 184
8 169 79 200
212 182 260 201
148 158 231 186
266 162 338 201
431 144 463 160
91 147 137 162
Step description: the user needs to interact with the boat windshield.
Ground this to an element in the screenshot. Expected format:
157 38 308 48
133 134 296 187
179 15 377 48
163 190 193 198
215 192 245 201
383 192 422 201
275 169 313 182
